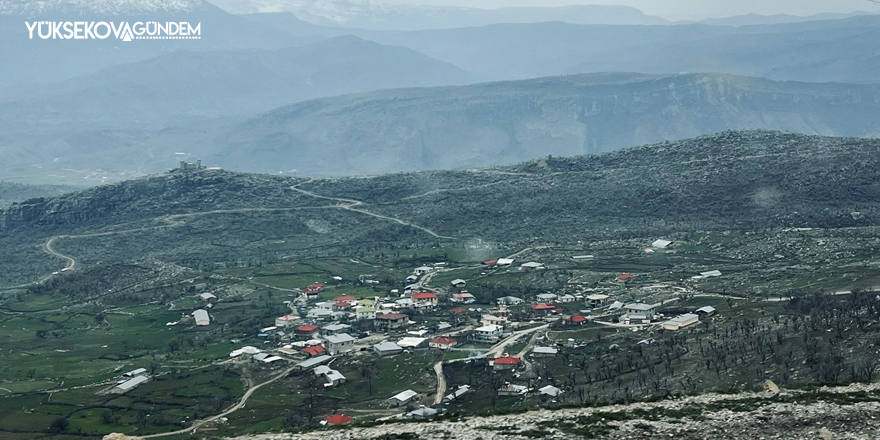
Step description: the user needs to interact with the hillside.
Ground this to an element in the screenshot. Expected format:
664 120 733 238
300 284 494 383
0 182 75 208
203 73 880 175
2 131 877 285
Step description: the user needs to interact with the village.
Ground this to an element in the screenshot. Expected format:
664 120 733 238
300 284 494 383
106 238 727 430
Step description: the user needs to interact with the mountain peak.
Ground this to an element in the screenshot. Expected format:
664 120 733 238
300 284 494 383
0 0 207 16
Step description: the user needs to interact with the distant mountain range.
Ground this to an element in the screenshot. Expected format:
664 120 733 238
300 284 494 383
210 0 668 29
0 35 475 126
4 72 880 182
346 15 880 83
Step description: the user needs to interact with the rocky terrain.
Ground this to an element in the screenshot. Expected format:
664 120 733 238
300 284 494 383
107 383 880 440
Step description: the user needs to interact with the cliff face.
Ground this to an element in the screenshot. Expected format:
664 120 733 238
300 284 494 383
206 73 880 175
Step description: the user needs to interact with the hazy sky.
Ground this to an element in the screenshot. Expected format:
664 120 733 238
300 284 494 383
381 0 879 20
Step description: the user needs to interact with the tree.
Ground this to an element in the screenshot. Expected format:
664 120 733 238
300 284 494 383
49 416 69 433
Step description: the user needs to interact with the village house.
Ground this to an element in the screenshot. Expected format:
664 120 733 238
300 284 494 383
275 315 298 327
408 406 439 420
532 346 558 357
412 292 438 309
451 293 475 303
496 296 524 306
492 356 521 371
333 295 356 302
111 375 148 394
557 294 576 303
498 383 528 396
356 306 376 321
199 292 217 303
662 313 700 331
520 261 544 271
536 293 557 302
530 303 556 315
388 389 419 407
497 258 515 266
566 314 588 326
474 324 504 341
652 239 673 249
587 294 610 308
481 313 509 327
374 341 404 356
192 309 210 326
429 337 457 350
324 333 356 355
398 337 429 349
307 308 333 320
414 266 433 276
539 385 563 397
617 273 635 284
315 365 346 387
450 279 467 289
443 385 471 403
295 355 332 372
302 344 326 357
375 313 409 332
324 414 354 425
322 323 351 336
696 306 717 316
623 303 658 323
295 324 320 339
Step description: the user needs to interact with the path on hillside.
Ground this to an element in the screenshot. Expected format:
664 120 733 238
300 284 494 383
433 323 550 404
141 365 297 438
290 182 454 239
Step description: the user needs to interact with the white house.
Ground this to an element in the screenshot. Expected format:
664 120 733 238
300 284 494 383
536 293 557 302
192 309 210 326
557 294 576 303
374 341 404 357
450 279 467 288
538 385 563 397
520 262 544 270
275 315 298 327
414 266 433 275
397 337 429 349
474 324 504 341
324 333 356 355
356 306 376 321
388 390 418 407
652 239 673 249
497 296 524 306
623 303 658 322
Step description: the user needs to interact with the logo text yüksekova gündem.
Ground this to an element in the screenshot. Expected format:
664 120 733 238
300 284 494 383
25 21 201 41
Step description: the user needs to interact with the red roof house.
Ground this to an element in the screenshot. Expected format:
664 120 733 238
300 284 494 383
429 337 457 349
295 324 319 335
412 292 437 300
492 356 521 370
617 273 634 281
302 345 326 357
567 314 588 325
531 303 556 311
334 295 356 301
325 414 354 425
483 259 499 265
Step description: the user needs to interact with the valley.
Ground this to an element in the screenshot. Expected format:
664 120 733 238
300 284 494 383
1 131 880 438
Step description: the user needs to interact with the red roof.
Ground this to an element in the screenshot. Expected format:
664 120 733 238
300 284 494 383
296 324 319 333
304 287 320 295
334 301 352 307
309 283 326 288
431 337 457 345
617 273 634 281
531 303 556 310
553 308 564 313
568 314 588 323
413 292 437 300
376 313 408 320
334 295 356 301
493 356 521 365
483 259 499 265
450 307 467 314
302 345 325 356
325 414 354 425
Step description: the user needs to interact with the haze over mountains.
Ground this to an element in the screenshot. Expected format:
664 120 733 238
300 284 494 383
1 0 880 184
4 72 880 180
